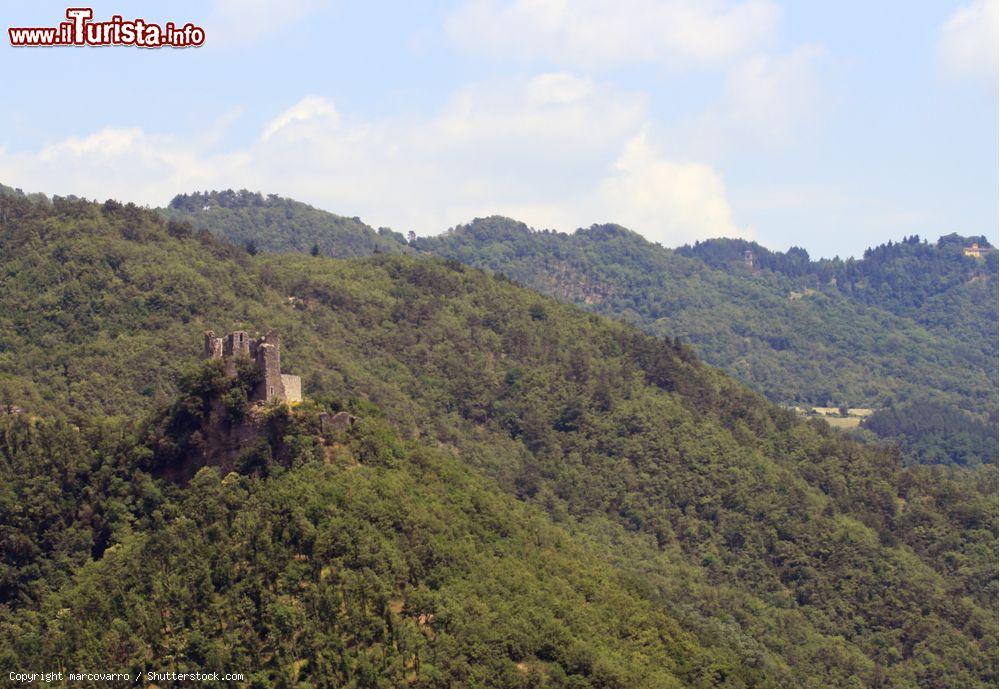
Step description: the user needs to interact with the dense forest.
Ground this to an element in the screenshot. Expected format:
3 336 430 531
416 217 998 466
169 196 999 451
678 233 997 338
862 401 998 467
165 190 411 258
171 192 998 467
0 190 996 687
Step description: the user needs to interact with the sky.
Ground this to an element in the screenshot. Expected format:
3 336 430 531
1 0 997 257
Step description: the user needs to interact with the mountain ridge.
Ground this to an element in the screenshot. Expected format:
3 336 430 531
165 189 413 258
117 189 1000 466
11 184 998 465
0 190 995 687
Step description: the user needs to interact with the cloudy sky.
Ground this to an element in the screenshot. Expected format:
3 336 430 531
1 0 996 256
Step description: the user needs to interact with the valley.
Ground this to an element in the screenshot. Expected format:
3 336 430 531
0 189 995 687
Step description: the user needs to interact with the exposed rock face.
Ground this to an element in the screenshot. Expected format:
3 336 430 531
320 411 357 433
157 398 267 484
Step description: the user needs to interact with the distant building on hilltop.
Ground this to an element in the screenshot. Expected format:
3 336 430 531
742 250 755 269
963 242 991 258
203 330 302 404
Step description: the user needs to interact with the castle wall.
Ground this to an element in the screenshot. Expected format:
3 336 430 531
281 375 302 403
206 329 299 402
203 331 223 360
222 331 251 377
223 331 251 358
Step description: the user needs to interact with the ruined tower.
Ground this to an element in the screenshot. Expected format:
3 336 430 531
202 329 302 404
204 331 223 360
253 331 285 403
223 331 251 377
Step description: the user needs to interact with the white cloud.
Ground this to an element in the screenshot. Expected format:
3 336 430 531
471 131 747 246
261 96 339 141
38 128 146 161
443 0 822 163
3 127 247 203
0 75 743 246
672 44 825 156
721 45 824 143
938 0 999 80
445 0 779 68
597 132 742 243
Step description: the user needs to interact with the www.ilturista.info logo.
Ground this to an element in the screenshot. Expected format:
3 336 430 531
8 8 205 47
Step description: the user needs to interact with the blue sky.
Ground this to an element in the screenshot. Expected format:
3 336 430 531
1 0 996 257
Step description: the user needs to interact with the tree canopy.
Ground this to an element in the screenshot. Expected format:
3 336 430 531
0 190 995 687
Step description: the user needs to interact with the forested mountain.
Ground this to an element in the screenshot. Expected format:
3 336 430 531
156 196 1000 466
417 217 998 466
678 233 997 339
0 191 996 687
165 190 412 258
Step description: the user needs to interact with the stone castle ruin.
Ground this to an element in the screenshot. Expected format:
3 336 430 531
150 329 362 483
203 330 302 404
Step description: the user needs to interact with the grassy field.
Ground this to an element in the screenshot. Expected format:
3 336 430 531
823 416 863 429
789 407 874 430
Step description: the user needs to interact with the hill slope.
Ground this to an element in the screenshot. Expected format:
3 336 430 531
165 189 412 258
678 233 998 344
158 192 1000 459
3 411 758 688
0 192 996 687
416 217 998 465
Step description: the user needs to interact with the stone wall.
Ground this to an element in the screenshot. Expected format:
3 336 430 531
281 374 302 403
203 331 223 359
